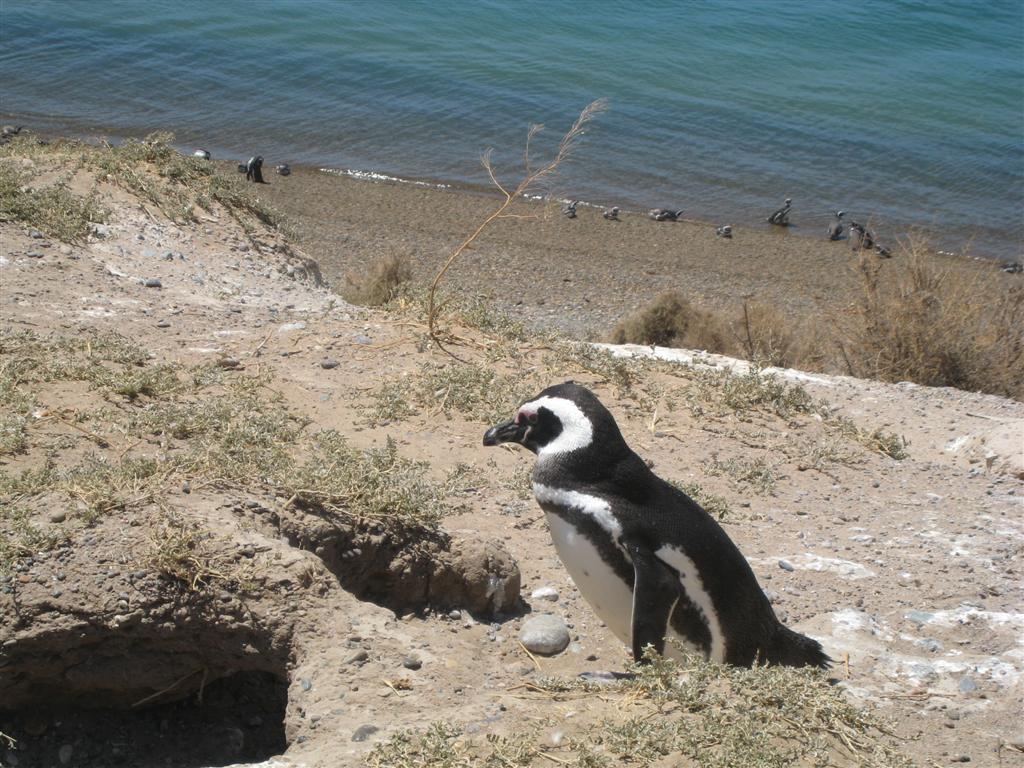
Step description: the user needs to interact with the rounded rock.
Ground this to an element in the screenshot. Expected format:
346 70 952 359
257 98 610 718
519 614 570 655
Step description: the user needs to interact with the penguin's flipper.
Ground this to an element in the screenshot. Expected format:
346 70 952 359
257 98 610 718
624 538 680 662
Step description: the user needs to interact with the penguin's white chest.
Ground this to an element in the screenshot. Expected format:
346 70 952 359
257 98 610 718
544 512 635 647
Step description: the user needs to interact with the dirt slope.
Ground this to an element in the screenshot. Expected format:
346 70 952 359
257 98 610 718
1 155 1022 768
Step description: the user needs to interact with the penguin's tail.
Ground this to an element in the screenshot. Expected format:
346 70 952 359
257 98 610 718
764 624 831 669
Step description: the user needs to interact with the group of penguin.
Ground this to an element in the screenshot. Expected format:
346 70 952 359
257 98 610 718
191 148 289 183
563 195 893 255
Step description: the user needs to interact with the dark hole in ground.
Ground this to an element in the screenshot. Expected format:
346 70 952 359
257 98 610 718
0 670 287 768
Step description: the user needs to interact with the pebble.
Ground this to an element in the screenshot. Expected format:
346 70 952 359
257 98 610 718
530 586 559 602
447 609 462 621
778 559 795 572
351 724 379 742
300 678 313 692
26 251 43 258
156 320 171 328
958 677 977 693
58 745 73 765
519 614 571 655
58 244 73 256
355 334 372 345
345 649 369 665
906 610 934 626
320 358 340 369
48 511 67 523
143 278 162 288
29 229 43 239
402 656 422 671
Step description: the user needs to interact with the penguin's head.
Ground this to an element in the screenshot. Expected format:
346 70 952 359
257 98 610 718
483 381 623 459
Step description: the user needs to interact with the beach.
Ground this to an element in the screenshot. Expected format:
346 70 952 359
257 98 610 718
252 163 1010 339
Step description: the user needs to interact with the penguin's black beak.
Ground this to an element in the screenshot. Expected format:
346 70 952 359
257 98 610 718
483 419 526 446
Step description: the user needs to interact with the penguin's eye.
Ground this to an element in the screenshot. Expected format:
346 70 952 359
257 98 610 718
517 410 538 425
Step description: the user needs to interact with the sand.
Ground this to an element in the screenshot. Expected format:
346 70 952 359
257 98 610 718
250 164 1010 339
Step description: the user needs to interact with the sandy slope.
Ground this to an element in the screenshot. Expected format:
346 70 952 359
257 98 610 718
1 171 1023 768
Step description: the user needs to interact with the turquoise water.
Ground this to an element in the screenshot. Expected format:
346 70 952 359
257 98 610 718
2 0 1022 258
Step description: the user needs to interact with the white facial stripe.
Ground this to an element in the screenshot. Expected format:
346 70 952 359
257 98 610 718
655 545 726 663
520 396 593 457
533 483 622 538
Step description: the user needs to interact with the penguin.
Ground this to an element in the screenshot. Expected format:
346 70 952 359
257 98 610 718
715 224 732 238
562 200 579 219
603 206 620 221
245 155 265 183
848 221 865 250
276 163 291 176
767 198 792 226
1000 260 1022 274
827 211 845 241
874 243 891 258
648 208 683 222
483 382 830 669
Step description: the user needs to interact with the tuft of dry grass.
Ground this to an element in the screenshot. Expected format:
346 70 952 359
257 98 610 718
369 650 914 768
610 290 733 353
0 162 108 242
0 131 285 239
343 253 413 307
840 247 1024 399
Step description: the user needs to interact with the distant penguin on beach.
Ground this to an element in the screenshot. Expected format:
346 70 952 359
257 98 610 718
1001 261 1023 274
827 211 845 241
245 156 265 183
562 200 579 219
603 206 620 221
842 217 875 249
276 164 291 176
715 224 732 238
0 125 23 145
193 149 211 160
648 208 683 222
767 198 792 226
874 243 891 258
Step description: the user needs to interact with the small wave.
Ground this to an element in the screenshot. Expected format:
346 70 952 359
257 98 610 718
319 167 450 190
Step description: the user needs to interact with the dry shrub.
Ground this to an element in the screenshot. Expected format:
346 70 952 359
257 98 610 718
729 300 826 370
343 253 412 306
841 247 1024 398
610 291 733 353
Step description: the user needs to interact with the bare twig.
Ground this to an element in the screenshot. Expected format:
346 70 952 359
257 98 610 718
426 99 607 339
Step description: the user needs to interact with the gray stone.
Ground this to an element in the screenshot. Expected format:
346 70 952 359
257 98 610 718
519 614 570 655
778 559 795 572
300 678 313 692
351 724 379 742
958 676 977 693
29 229 43 239
58 744 73 765
906 610 934 626
402 656 422 671
143 278 162 288
320 358 340 369
48 511 67 523
355 334 372 345
156 320 171 328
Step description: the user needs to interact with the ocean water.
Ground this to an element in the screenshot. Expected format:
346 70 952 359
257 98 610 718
2 0 1022 259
